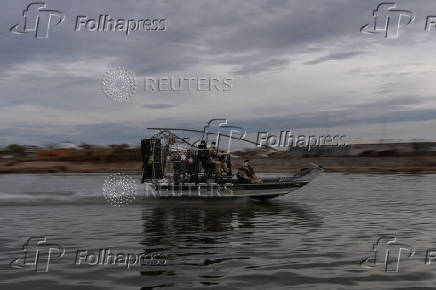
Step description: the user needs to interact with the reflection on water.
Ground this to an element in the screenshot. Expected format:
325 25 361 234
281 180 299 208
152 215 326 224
1 173 436 289
141 200 322 245
138 200 322 288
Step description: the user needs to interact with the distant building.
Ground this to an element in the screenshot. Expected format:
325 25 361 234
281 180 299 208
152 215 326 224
289 145 350 157
349 143 414 157
53 142 81 150
22 145 43 158
0 155 13 160
288 142 436 157
413 142 436 155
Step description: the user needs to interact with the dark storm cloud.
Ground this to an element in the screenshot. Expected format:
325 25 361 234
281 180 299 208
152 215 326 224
4 103 436 146
234 108 436 132
142 104 176 109
1 0 436 144
0 0 375 77
231 96 433 132
1 0 432 76
303 51 365 65
0 123 145 145
22 109 436 144
232 58 291 75
351 96 426 109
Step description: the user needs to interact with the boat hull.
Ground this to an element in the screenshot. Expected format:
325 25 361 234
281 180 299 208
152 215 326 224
141 167 322 200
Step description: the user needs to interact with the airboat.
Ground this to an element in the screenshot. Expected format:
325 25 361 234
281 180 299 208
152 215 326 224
140 121 322 200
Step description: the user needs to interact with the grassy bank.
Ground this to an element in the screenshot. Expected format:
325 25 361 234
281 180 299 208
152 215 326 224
1 155 436 174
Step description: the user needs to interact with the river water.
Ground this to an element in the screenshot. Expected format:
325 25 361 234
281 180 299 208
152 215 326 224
1 173 436 289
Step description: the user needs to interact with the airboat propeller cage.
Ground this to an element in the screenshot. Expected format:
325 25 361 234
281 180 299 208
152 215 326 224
145 127 280 151
141 127 245 184
140 127 323 199
140 126 282 184
140 127 322 186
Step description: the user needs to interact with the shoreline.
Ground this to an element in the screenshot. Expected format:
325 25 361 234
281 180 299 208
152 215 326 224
1 156 436 174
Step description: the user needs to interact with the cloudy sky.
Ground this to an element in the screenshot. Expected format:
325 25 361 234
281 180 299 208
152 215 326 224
1 0 436 146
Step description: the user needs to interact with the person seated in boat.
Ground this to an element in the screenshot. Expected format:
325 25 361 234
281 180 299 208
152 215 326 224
220 152 232 176
197 140 209 174
198 140 207 149
209 142 226 179
237 160 263 184
186 149 198 183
